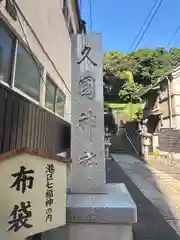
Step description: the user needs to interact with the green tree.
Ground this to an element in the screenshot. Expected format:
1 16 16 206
104 51 137 102
119 82 143 103
103 48 180 103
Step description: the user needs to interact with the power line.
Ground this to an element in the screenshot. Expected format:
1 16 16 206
128 0 160 52
89 0 93 32
132 0 163 52
115 0 163 77
171 32 180 47
167 25 180 49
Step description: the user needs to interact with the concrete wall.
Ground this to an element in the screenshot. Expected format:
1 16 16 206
158 68 180 129
159 100 169 118
0 0 79 123
171 66 180 95
162 116 178 128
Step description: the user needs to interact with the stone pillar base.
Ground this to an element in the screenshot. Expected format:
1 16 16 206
42 223 133 240
41 184 137 240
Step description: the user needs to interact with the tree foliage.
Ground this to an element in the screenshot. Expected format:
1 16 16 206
104 48 180 103
119 82 144 103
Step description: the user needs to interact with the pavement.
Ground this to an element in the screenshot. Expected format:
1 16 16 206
146 156 180 181
107 154 180 239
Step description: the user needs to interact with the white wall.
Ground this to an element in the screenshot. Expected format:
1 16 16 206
0 0 78 122
162 118 170 128
162 116 180 129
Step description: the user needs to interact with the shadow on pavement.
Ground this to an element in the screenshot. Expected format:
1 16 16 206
106 158 180 240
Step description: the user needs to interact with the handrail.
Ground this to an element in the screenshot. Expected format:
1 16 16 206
124 129 140 157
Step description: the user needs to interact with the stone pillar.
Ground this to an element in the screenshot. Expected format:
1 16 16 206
141 133 151 161
43 34 137 240
152 133 159 154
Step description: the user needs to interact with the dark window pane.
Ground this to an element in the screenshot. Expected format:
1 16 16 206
0 23 14 83
69 20 74 35
56 88 65 117
45 76 56 112
63 0 69 21
15 43 41 101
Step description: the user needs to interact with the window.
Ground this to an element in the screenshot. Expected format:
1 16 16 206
0 20 65 120
14 42 41 101
45 75 65 117
45 76 56 112
0 22 14 83
63 0 69 21
56 88 65 117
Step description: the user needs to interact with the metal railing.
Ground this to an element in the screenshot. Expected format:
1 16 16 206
124 129 140 157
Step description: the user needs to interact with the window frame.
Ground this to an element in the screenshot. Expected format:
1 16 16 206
55 86 66 117
13 39 43 102
0 18 66 120
45 74 56 112
0 19 16 85
45 74 66 118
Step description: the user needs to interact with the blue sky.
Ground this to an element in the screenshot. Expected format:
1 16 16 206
81 0 180 53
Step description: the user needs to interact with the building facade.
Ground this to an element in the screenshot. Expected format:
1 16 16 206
142 65 180 132
0 0 84 155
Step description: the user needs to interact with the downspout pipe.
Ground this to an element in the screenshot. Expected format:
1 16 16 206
166 76 173 128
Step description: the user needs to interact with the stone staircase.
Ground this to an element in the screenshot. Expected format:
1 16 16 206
110 130 140 158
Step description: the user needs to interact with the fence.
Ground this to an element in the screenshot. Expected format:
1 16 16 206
0 83 70 155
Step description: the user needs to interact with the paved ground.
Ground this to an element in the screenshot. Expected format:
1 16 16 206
146 157 180 181
107 154 180 239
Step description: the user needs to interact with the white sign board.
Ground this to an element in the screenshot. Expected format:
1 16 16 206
71 34 105 193
0 148 67 239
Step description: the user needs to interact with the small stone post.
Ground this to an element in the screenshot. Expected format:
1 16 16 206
104 127 112 160
140 119 151 161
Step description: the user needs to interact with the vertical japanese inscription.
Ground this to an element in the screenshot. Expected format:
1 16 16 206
78 152 97 166
77 42 97 100
78 76 95 99
45 164 55 222
78 109 96 141
76 38 98 166
8 166 34 232
77 45 97 66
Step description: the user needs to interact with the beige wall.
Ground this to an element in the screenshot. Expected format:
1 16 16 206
159 100 169 118
171 66 180 94
172 115 180 129
0 153 67 239
0 0 78 122
162 118 170 128
172 95 180 115
162 116 178 128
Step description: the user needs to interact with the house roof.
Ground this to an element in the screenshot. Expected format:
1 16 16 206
140 64 180 98
0 147 71 164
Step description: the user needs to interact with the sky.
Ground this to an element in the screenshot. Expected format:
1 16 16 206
81 0 180 53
